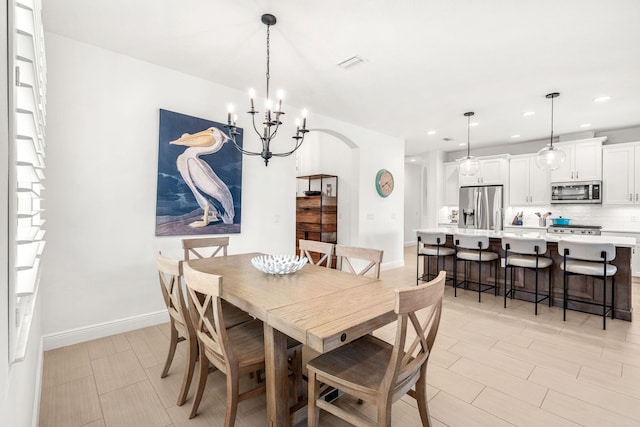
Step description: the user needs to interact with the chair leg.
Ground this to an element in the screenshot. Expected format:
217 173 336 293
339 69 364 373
478 260 482 303
189 349 210 419
504 264 508 309
602 276 607 331
415 364 432 426
535 266 539 316
161 322 179 378
224 374 240 427
307 370 320 427
612 277 616 320
377 398 393 427
494 260 498 296
177 336 198 406
548 267 553 307
454 256 458 297
563 270 567 322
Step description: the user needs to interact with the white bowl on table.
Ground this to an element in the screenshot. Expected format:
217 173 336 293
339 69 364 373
251 254 308 275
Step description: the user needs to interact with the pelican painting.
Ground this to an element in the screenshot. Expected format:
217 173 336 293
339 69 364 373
155 109 242 236
170 127 235 227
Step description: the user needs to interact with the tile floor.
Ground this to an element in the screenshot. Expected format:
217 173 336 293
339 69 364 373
39 247 640 426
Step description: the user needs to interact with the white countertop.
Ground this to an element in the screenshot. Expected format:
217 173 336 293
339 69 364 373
418 227 636 248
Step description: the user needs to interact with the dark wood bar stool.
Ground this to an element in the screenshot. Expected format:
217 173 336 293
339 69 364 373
559 240 616 330
453 234 499 302
502 236 553 315
416 231 455 285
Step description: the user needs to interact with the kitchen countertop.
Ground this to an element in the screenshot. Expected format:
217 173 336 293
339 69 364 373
418 227 636 248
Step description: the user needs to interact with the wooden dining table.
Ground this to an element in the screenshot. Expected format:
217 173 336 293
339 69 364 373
188 252 401 427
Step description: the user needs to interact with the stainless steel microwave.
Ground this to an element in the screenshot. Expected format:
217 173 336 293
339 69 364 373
551 180 602 204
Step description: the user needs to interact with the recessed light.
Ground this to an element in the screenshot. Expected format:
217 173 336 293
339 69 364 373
469 122 479 127
580 123 592 128
511 134 521 138
427 130 437 135
522 111 535 117
593 96 611 103
458 142 466 146
409 158 417 162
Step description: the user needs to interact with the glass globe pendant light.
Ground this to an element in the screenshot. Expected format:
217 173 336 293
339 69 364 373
535 92 566 170
458 111 479 176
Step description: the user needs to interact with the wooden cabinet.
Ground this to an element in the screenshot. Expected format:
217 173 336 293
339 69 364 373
296 175 338 261
550 138 604 182
509 155 550 205
442 162 459 205
459 157 508 186
602 142 640 205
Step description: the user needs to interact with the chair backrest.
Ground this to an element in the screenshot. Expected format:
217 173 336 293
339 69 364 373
299 239 335 268
156 252 194 340
502 236 547 255
558 240 616 262
182 263 235 367
335 245 383 279
383 272 445 397
417 231 447 247
182 237 229 260
454 233 490 250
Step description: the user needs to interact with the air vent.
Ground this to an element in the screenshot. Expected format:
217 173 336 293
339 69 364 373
443 137 453 142
337 55 365 69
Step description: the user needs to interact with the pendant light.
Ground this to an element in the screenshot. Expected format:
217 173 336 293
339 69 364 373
458 112 479 176
535 92 566 170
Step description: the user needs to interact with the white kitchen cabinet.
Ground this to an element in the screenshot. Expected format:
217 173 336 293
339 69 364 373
459 157 508 186
601 231 640 276
550 137 604 182
442 162 459 205
509 155 550 205
602 142 640 205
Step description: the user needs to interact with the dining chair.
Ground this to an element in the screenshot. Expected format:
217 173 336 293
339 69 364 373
182 263 304 424
299 239 335 268
335 244 384 278
306 271 446 427
156 252 198 406
182 236 229 260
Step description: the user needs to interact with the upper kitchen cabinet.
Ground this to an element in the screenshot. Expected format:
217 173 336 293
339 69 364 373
550 137 605 182
442 162 459 205
602 142 640 205
459 156 509 186
509 154 550 205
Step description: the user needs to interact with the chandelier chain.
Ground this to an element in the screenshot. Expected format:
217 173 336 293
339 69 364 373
266 24 271 100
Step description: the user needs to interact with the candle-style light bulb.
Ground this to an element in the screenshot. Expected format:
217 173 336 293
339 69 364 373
276 90 284 112
249 88 255 111
227 104 234 123
301 109 308 128
233 114 238 126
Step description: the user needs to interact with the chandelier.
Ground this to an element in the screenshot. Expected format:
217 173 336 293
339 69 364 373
458 112 479 176
535 92 566 170
224 14 309 166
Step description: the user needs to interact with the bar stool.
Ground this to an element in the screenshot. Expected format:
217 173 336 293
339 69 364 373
558 240 616 330
416 231 455 285
502 236 553 315
453 234 499 302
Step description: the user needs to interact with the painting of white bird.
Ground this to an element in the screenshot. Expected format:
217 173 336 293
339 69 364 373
155 109 242 236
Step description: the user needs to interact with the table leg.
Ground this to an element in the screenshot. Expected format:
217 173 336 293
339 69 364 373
264 324 290 427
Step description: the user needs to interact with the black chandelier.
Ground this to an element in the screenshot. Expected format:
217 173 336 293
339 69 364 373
224 13 309 166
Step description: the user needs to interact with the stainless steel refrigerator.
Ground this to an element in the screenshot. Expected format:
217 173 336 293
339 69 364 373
458 185 504 230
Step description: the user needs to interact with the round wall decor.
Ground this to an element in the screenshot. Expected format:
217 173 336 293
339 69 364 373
375 169 394 197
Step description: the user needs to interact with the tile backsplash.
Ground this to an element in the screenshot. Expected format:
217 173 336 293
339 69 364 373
506 205 640 231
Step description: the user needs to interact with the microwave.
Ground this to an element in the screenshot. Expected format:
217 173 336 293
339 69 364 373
551 180 602 204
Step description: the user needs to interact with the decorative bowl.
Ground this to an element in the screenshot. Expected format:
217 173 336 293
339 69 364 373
251 254 308 275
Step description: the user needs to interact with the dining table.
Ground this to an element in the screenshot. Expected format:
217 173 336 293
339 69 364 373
187 252 401 427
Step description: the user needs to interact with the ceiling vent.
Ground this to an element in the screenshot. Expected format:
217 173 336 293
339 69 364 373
337 55 365 69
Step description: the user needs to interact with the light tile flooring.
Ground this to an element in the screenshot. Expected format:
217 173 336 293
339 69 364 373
39 247 640 426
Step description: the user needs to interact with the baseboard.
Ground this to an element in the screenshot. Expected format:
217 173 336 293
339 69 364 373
381 259 404 271
42 310 169 351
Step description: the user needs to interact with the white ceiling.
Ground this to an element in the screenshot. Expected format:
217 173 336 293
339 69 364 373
42 0 640 155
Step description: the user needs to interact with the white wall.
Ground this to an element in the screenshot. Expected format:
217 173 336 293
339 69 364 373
404 163 421 244
41 33 405 342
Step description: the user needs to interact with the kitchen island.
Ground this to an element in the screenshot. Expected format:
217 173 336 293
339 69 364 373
418 227 635 321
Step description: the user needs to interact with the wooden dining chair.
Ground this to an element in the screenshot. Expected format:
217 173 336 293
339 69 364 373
335 244 384 278
299 239 335 268
306 271 446 427
156 252 254 406
183 263 304 425
182 236 229 260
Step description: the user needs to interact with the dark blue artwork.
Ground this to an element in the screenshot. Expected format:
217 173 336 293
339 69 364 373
155 109 243 236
